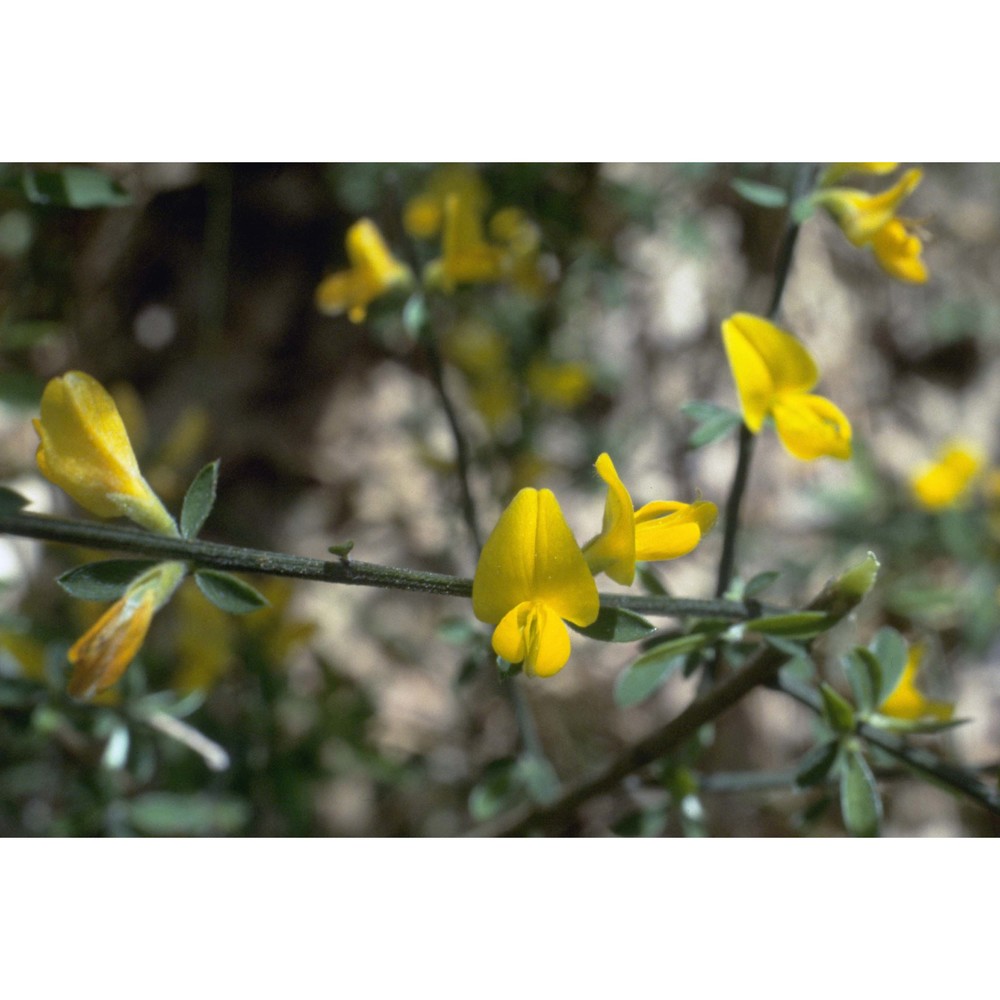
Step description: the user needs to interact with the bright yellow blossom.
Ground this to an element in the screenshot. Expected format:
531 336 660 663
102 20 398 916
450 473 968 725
721 313 852 462
814 167 927 283
424 193 507 291
315 219 412 323
878 643 954 722
472 488 599 677
403 165 491 240
34 371 178 535
911 441 983 510
583 453 717 586
67 561 186 700
526 358 591 409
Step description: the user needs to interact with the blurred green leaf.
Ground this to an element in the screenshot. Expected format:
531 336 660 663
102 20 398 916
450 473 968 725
743 570 780 599
180 460 219 540
731 178 789 209
682 400 742 449
468 758 520 822
402 293 428 338
127 793 250 836
615 634 706 707
791 195 817 224
794 739 840 788
22 166 131 209
820 683 856 734
57 559 159 601
635 564 668 596
0 486 30 514
569 606 657 643
745 611 832 639
194 570 268 614
866 714 968 735
871 627 907 701
840 749 881 837
516 754 560 805
844 647 882 715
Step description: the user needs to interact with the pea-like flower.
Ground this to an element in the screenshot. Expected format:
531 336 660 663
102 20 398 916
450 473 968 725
583 453 717 586
472 488 599 677
68 561 187 700
315 219 413 323
34 371 179 535
721 312 852 462
878 643 954 722
423 192 507 291
814 166 927 283
403 165 491 240
911 441 983 510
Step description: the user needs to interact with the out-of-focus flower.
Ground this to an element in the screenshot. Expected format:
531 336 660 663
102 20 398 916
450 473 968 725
403 165 491 240
583 453 717 586
0 630 46 682
814 167 927 283
489 207 548 296
34 371 178 535
721 312 852 461
67 561 186 700
911 441 984 511
472 488 599 677
878 643 954 722
526 357 591 410
424 193 507 291
441 321 520 432
315 219 413 323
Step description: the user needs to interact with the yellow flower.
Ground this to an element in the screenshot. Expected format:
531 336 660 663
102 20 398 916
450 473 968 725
34 371 178 535
526 358 591 410
67 561 186 700
472 488 599 677
878 643 954 722
404 165 491 239
583 453 717 586
315 219 412 323
721 313 852 461
423 192 507 291
489 207 548 296
911 441 983 510
814 167 927 283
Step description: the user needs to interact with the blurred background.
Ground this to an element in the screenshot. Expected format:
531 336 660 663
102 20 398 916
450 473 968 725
1 162 999 836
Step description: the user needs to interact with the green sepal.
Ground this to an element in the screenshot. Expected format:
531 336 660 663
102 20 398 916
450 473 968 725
0 486 30 513
820 682 856 734
681 400 742 449
22 166 131 209
731 178 789 209
744 611 832 639
57 559 161 601
180 460 220 540
194 569 269 614
794 739 840 788
568 606 657 643
840 748 882 837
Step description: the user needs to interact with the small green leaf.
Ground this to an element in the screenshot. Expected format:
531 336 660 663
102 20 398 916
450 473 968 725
57 559 160 601
402 293 428 338
327 540 355 558
866 714 969 735
615 653 686 707
568 606 657 643
632 632 709 667
516 754 560 805
840 749 882 837
682 401 742 449
635 564 668 596
731 178 789 209
820 682 856 734
468 758 519 821
743 570 780 599
180 460 219 540
832 551 880 602
794 739 840 788
127 793 250 836
843 647 882 715
22 166 131 209
871 626 907 701
745 611 832 639
0 486 30 513
194 570 268 614
791 195 817 224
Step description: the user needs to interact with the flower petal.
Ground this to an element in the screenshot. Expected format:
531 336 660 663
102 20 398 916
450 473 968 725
879 645 954 722
911 441 983 510
583 453 637 585
870 218 928 284
634 499 718 560
722 314 818 431
771 392 852 461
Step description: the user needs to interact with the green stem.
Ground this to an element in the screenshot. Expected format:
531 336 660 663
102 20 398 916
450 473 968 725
0 509 751 619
